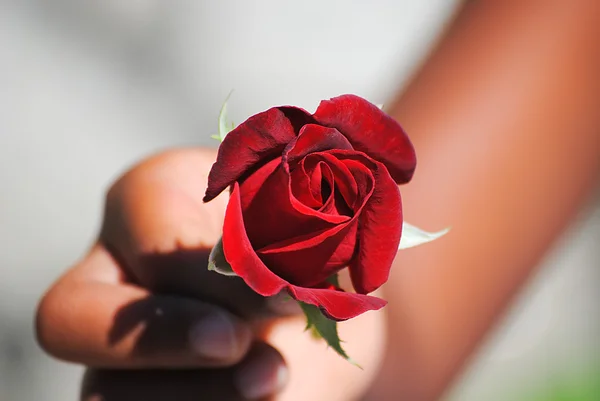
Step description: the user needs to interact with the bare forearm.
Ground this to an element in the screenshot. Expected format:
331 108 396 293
369 1 600 400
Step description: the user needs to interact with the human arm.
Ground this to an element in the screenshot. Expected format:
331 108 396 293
367 1 600 399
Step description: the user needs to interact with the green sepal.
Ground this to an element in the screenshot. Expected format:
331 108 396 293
211 90 235 143
207 237 237 276
399 222 450 250
299 302 362 368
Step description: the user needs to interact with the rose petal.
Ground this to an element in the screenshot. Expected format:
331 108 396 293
256 152 378 287
339 157 375 204
290 161 331 209
313 94 416 184
238 148 399 294
279 106 317 132
298 159 352 217
223 183 288 295
238 157 282 211
331 150 403 294
257 220 358 287
320 188 353 217
204 106 314 202
287 285 387 321
305 161 324 203
240 158 349 249
282 124 355 212
283 124 352 166
224 183 385 321
304 152 359 212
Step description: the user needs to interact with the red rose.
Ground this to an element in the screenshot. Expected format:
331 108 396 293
204 95 416 321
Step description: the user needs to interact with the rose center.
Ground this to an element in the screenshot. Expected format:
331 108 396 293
289 153 360 219
320 178 332 201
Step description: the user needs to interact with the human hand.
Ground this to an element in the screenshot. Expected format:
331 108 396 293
36 148 386 401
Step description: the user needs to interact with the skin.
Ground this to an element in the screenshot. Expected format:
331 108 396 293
36 1 600 400
369 1 600 399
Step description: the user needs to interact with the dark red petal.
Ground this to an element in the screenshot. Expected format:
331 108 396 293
307 161 325 203
283 124 352 166
238 157 283 214
339 157 374 203
331 151 402 294
302 161 351 217
257 220 358 287
255 152 379 288
278 106 317 132
305 152 359 211
287 285 387 321
313 94 416 184
289 161 330 209
320 188 353 217
241 159 349 249
204 106 313 202
222 183 288 296
282 124 354 212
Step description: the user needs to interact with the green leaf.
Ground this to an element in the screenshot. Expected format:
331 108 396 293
399 222 450 250
299 302 361 368
207 237 237 276
217 90 235 141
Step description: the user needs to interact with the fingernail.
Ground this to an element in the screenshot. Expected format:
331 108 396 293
189 312 243 360
234 351 288 399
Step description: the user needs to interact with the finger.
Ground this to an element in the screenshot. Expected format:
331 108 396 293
233 343 288 400
81 344 288 401
114 242 300 319
37 246 252 368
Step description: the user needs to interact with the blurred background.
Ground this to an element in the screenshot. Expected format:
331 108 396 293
0 1 598 400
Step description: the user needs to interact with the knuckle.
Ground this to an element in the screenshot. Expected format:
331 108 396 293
103 148 191 209
100 148 222 254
